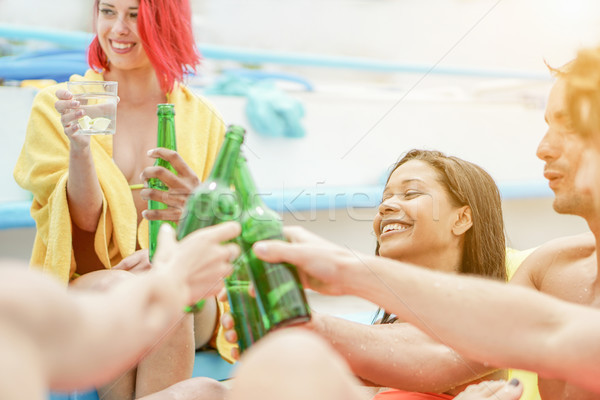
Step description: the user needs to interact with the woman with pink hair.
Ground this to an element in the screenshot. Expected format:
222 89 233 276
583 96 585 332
15 0 231 398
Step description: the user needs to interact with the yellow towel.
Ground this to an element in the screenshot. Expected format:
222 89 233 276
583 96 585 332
506 247 541 400
13 68 237 360
14 69 226 281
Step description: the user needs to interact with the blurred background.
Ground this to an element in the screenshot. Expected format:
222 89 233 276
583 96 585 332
1 0 598 262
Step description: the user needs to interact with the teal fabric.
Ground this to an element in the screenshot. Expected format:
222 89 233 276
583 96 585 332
192 349 235 381
246 83 305 138
49 390 99 400
204 73 253 96
205 72 306 138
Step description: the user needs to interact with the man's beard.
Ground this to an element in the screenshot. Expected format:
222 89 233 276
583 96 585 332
553 193 588 216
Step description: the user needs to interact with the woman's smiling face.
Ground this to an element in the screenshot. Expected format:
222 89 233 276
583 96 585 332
373 160 466 268
96 0 151 72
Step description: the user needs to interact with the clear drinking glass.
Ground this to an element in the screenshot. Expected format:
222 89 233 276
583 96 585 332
67 81 118 135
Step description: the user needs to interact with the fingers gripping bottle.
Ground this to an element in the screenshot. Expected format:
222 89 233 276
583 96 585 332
148 104 177 261
233 155 311 329
177 125 265 350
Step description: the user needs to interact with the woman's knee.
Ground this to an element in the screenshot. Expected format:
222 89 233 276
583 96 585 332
137 377 227 400
232 329 360 400
70 269 135 291
243 328 339 368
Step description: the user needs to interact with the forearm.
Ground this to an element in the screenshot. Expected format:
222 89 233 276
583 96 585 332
0 268 152 390
0 322 45 400
67 145 103 231
50 273 186 390
346 255 599 381
311 314 494 392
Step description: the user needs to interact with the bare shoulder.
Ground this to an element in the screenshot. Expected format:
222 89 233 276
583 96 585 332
511 232 595 288
535 232 595 259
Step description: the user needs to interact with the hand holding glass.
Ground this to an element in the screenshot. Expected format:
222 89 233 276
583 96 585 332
67 81 118 135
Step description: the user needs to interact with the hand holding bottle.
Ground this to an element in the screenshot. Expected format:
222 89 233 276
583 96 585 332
233 156 311 329
252 226 359 297
153 222 241 305
141 147 201 222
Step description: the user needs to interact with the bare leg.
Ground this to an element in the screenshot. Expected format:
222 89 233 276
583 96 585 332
194 297 219 349
138 377 227 400
136 313 195 397
97 369 136 400
0 265 180 397
71 269 194 399
71 270 137 399
454 379 523 400
228 328 366 400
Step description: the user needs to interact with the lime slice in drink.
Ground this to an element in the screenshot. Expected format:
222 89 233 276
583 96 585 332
77 115 92 130
90 117 111 131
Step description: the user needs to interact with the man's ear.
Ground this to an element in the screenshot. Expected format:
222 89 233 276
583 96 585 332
452 206 473 236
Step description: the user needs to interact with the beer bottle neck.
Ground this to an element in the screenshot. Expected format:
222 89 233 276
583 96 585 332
209 129 244 183
234 157 264 210
156 104 176 169
157 118 176 148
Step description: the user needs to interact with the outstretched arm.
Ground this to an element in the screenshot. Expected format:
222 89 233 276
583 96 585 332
253 226 600 394
0 222 240 394
0 265 163 395
221 306 496 392
310 314 497 393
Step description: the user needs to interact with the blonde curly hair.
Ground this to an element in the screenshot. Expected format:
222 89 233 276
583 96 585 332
548 47 600 137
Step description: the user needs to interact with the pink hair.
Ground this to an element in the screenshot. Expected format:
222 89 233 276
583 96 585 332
87 0 201 93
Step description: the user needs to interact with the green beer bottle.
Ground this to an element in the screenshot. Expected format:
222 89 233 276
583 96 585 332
233 155 311 328
176 125 245 238
177 126 266 350
225 251 268 352
148 104 177 261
